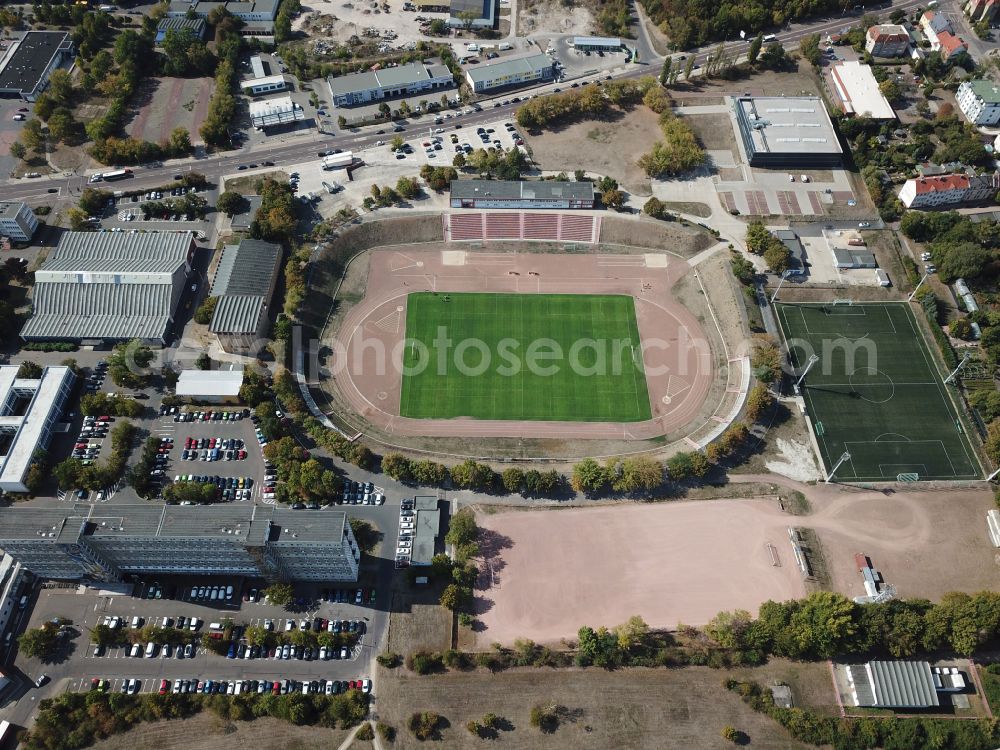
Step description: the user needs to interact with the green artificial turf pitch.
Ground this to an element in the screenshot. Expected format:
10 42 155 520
399 292 652 422
775 302 980 481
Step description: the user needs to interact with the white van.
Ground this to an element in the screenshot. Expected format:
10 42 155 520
466 43 480 52
762 33 776 42
209 622 223 631
499 41 512 50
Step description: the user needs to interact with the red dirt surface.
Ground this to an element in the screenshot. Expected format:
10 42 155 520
328 249 714 440
473 500 806 645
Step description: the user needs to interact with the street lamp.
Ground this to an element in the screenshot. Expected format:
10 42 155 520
795 353 820 389
825 451 851 483
770 269 792 304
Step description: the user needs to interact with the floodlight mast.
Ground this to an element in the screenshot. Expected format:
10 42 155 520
795 354 820 389
825 451 851 483
770 270 792 304
907 273 929 302
943 352 971 384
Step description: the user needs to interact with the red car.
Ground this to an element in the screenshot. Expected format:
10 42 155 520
209 438 217 448
238 450 247 459
97 415 110 421
91 678 100 691
75 443 87 449
159 679 169 694
272 681 281 695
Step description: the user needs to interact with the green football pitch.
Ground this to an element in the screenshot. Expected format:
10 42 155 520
399 292 652 422
775 302 980 482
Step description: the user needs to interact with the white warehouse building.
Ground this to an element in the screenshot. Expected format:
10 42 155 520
327 62 453 108
0 365 74 493
464 53 555 93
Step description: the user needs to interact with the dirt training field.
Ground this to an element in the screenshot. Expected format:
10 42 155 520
127 76 213 145
329 248 715 441
473 500 805 645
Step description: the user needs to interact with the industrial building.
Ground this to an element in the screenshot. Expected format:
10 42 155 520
865 24 910 57
166 0 282 35
829 61 896 120
833 247 878 269
731 96 843 168
0 31 74 101
898 172 998 208
448 0 496 28
241 74 290 96
0 504 361 583
0 201 38 243
20 231 195 346
154 17 207 45
327 61 453 108
209 239 282 353
957 80 1000 125
842 660 957 708
571 36 622 51
0 365 74 494
249 96 304 128
464 53 555 93
175 368 244 403
450 179 595 209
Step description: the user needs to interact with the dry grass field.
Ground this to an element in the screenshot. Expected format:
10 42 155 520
87 713 351 750
525 107 662 195
376 660 836 749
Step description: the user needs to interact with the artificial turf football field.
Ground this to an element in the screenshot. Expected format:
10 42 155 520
775 302 980 481
399 292 652 422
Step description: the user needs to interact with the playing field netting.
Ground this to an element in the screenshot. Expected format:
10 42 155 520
399 292 652 422
775 302 981 481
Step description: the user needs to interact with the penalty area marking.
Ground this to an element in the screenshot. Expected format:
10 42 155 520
441 250 467 266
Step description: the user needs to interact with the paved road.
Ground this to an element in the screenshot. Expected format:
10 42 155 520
0 0 928 206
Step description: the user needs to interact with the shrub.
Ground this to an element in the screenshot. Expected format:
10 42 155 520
407 711 443 740
406 650 444 674
529 704 559 733
356 723 374 740
376 652 402 668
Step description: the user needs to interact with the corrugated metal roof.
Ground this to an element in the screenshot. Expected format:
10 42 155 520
21 283 175 341
50 231 193 266
210 295 266 334
450 179 594 201
867 660 939 708
211 239 281 297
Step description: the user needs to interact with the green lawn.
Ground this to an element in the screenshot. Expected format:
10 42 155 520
775 302 980 481
399 292 652 422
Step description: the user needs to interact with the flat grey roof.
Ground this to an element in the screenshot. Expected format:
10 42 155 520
450 179 593 201
155 17 207 37
230 195 262 231
411 496 440 566
0 202 25 221
450 0 494 19
465 53 552 84
734 96 842 157
0 504 347 545
0 32 69 95
176 368 244 397
573 36 621 47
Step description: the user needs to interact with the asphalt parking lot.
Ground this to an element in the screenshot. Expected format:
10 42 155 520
157 409 269 504
17 582 379 699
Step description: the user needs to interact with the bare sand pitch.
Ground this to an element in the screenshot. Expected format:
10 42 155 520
473 501 804 645
329 249 715 441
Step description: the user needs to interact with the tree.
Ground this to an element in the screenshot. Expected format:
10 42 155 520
571 458 609 494
748 33 763 64
763 241 791 273
395 176 420 200
79 188 112 216
744 384 774 422
683 55 696 80
444 508 478 548
216 190 248 217
601 188 626 210
195 353 211 370
611 456 662 492
9 141 25 160
939 242 992 282
381 452 413 482
17 361 41 379
47 107 76 142
19 622 61 659
799 33 822 66
264 582 294 607
168 127 193 156
760 42 788 69
194 296 218 325
614 615 649 651
22 119 44 151
501 467 524 494
107 339 154 388
879 78 903 105
439 583 469 611
659 56 672 86
453 152 466 168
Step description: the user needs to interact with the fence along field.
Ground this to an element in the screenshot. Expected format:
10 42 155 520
775 302 980 482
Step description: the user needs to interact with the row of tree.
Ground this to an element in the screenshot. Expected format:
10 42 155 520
744 221 792 274
381 452 562 496
199 9 244 147
514 78 652 130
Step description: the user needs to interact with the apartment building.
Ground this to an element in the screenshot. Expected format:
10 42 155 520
865 24 911 57
898 172 998 208
0 202 38 243
957 80 1000 125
